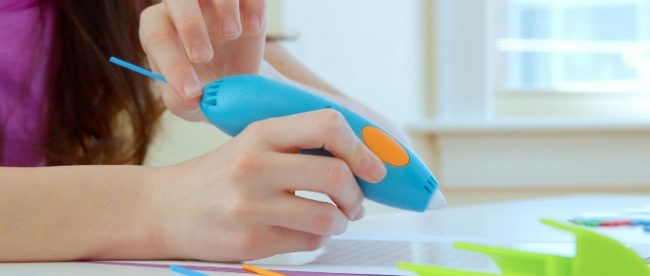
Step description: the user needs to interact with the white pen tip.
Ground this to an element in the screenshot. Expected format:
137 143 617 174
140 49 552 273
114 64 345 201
426 189 447 210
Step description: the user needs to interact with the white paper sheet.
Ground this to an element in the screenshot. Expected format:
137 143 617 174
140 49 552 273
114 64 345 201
249 232 650 275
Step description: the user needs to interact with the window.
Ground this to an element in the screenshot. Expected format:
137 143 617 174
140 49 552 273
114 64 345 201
496 0 650 94
433 0 650 121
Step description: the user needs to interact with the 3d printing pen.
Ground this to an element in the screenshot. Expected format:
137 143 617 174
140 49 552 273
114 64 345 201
109 57 446 212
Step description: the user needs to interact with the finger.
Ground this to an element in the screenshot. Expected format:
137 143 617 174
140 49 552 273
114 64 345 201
149 57 205 121
247 109 387 184
147 56 159 74
161 83 205 121
264 195 349 236
146 56 164 95
210 0 243 39
140 4 203 98
255 153 364 220
239 0 266 34
163 0 213 63
251 227 327 259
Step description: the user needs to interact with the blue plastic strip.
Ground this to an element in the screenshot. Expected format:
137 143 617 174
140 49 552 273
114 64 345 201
169 265 209 276
109 56 167 83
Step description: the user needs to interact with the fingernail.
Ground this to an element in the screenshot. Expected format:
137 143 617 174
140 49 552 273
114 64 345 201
367 158 386 183
332 217 348 235
222 20 239 38
184 72 202 98
352 206 365 221
191 43 213 63
320 236 331 247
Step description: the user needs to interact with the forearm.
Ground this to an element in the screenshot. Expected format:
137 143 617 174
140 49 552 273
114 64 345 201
263 43 343 96
263 43 411 143
0 165 162 261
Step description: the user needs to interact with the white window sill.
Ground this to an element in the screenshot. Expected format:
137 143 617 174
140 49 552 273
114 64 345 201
408 118 650 135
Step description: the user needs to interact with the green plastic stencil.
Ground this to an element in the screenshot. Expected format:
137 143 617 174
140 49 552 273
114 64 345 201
398 219 650 276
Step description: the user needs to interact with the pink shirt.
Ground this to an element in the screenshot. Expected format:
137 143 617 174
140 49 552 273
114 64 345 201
0 0 55 166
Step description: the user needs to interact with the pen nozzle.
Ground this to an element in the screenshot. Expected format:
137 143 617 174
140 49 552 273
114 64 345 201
427 189 447 211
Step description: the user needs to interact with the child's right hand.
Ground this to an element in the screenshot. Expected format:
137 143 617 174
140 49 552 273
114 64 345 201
146 109 387 262
139 0 267 122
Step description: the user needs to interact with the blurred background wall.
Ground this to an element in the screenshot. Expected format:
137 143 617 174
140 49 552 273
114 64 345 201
146 0 650 207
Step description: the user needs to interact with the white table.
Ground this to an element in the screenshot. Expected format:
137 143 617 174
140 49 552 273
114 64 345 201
1 194 648 275
351 194 650 245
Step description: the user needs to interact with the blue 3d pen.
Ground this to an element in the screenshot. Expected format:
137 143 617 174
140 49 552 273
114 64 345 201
109 57 446 212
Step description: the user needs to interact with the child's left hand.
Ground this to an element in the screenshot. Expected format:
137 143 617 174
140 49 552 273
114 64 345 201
139 0 267 121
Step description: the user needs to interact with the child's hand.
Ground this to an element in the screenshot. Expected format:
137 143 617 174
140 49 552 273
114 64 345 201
147 110 387 261
139 0 266 121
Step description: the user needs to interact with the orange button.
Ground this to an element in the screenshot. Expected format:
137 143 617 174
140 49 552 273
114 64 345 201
361 126 409 167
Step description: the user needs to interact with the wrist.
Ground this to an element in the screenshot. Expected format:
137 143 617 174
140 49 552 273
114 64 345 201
138 165 176 259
